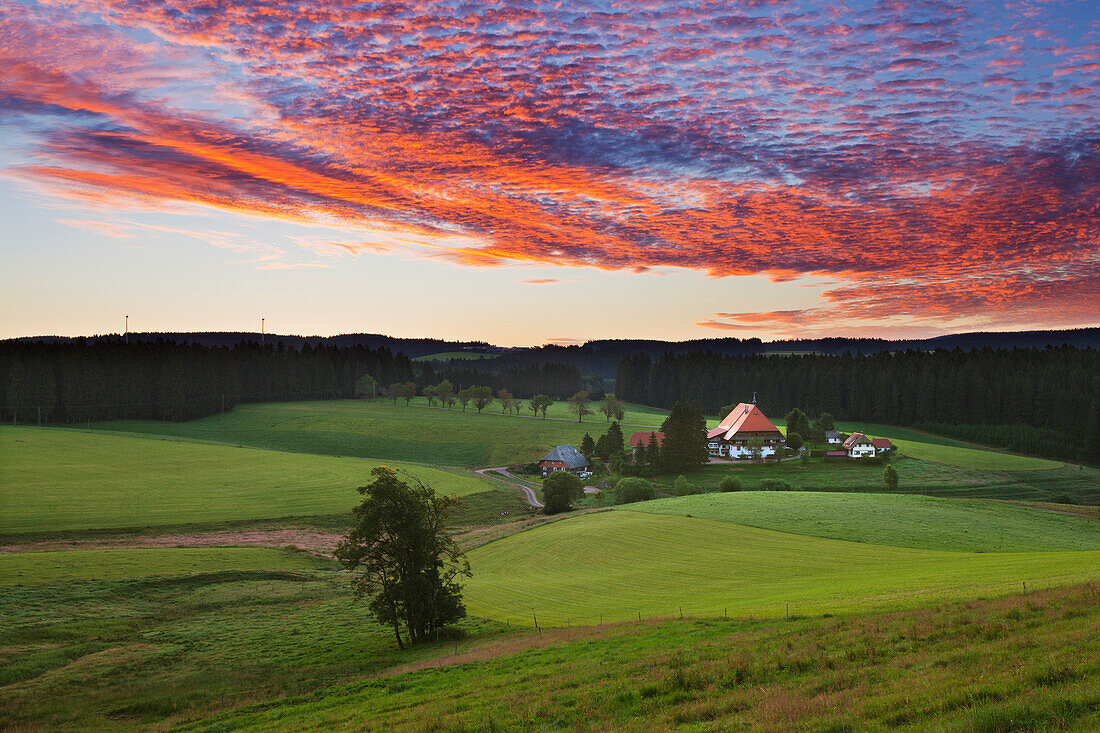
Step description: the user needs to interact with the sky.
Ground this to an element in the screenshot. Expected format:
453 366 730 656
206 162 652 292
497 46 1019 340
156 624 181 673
1 0 1097 346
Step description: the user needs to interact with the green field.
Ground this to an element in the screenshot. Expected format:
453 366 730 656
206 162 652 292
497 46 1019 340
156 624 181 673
0 560 507 730
0 547 331 585
81 399 1064 475
646 458 1100 505
626 492 1100 552
175 582 1100 733
84 400 599 466
462 511 1100 625
0 427 492 534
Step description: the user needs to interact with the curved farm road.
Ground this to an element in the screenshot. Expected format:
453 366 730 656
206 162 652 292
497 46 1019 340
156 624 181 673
476 467 543 508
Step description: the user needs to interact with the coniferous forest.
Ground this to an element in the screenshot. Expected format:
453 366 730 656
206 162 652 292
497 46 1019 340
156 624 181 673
0 339 415 424
616 347 1100 465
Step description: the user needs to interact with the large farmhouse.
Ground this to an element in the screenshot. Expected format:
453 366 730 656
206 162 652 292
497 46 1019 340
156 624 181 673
707 402 785 459
538 445 591 478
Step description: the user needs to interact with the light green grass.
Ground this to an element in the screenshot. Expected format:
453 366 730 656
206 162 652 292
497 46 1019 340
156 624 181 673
0 427 490 534
463 511 1100 625
0 547 331 586
623 492 1100 552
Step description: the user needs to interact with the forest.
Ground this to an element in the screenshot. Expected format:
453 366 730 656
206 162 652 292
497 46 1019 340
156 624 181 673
0 339 415 423
0 338 584 425
616 346 1100 465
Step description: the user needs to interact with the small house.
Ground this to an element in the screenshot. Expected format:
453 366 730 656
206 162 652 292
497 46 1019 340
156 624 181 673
825 430 842 445
539 445 591 478
872 438 895 455
842 432 876 459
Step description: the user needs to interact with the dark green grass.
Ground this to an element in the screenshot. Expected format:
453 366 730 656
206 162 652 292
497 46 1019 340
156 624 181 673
0 566 509 731
83 400 600 466
0 547 333 586
623 492 1100 553
174 582 1100 732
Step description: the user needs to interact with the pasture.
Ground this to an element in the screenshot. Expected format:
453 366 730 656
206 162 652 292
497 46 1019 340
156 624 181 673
625 492 1100 552
0 560 507 730
0 427 492 534
656 458 1100 505
462 510 1100 625
173 582 1100 733
81 399 1065 475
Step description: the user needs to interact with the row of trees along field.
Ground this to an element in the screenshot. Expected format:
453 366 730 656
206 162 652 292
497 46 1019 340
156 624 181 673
420 361 583 400
616 346 1100 465
0 339 416 423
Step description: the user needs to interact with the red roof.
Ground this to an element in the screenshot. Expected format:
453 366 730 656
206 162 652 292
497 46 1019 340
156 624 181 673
709 403 782 441
842 432 873 449
872 438 894 448
630 431 664 448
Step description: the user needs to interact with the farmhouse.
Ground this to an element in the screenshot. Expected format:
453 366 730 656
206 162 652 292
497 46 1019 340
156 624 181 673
872 438 895 455
538 445 591 478
707 402 785 459
843 432 876 459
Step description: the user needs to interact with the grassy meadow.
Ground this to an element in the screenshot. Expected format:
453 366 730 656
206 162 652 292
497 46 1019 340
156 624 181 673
173 582 1100 732
4 397 1098 731
0 561 508 731
625 491 1100 553
80 398 1067 476
462 510 1100 625
0 426 494 534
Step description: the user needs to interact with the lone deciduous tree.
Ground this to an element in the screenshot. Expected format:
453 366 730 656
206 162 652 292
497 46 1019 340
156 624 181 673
355 373 377 400
335 468 470 649
567 390 592 422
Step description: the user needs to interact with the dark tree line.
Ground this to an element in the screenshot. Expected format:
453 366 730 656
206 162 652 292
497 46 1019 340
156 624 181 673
616 346 1100 465
0 338 414 424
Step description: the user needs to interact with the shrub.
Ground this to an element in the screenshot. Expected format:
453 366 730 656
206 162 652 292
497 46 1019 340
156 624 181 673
883 464 899 491
809 449 825 458
673 475 692 496
542 471 585 514
719 476 742 492
1051 493 1076 505
614 477 657 505
759 479 792 491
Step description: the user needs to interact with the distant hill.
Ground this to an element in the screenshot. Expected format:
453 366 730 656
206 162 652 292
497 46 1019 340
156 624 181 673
8 326 1098 369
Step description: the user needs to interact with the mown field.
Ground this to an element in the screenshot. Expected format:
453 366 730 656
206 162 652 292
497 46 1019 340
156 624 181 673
626 491 1100 553
0 427 496 535
462 510 1100 625
176 582 1100 732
